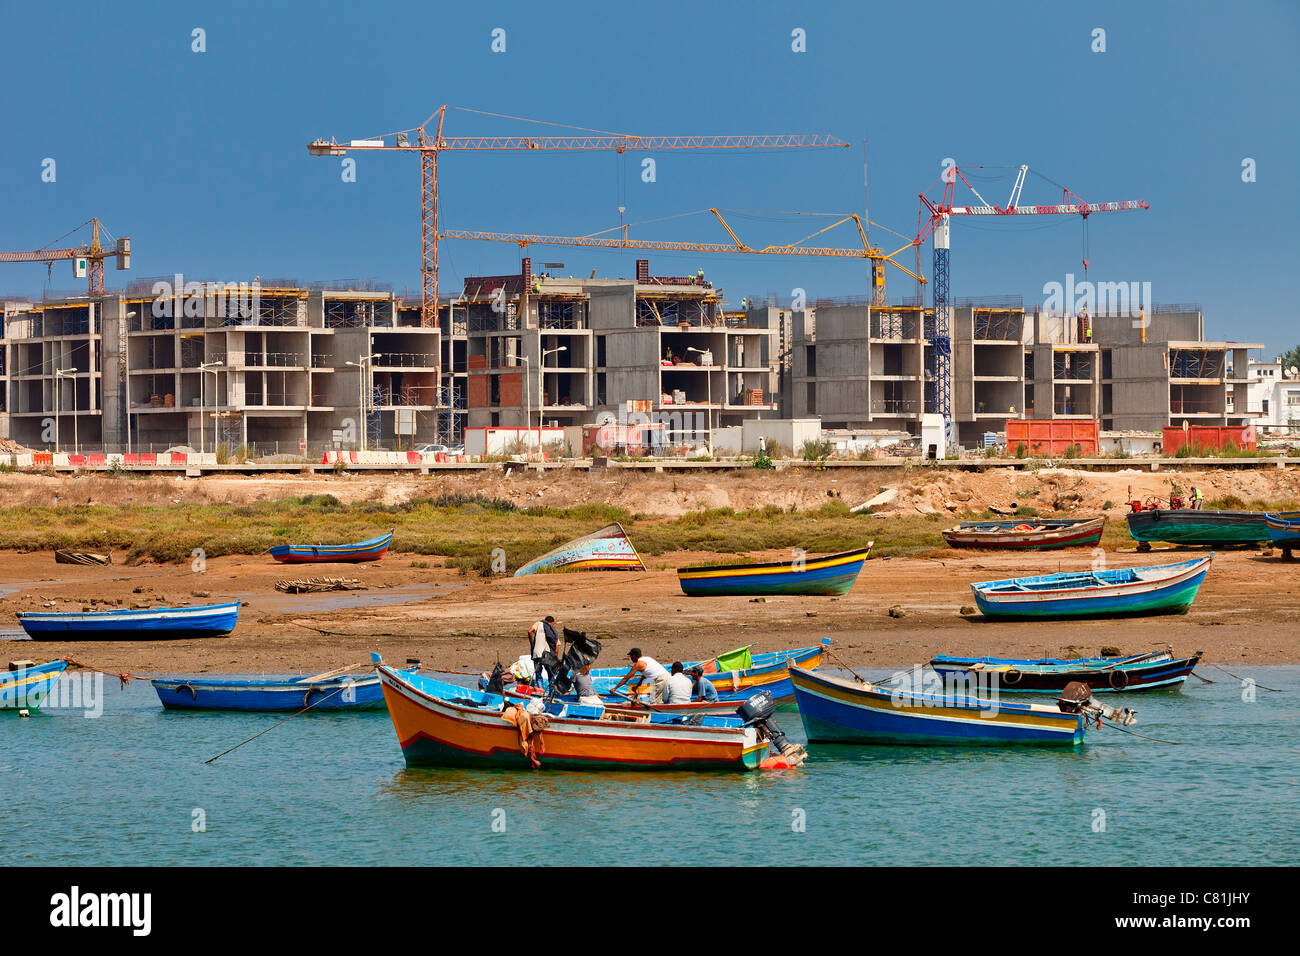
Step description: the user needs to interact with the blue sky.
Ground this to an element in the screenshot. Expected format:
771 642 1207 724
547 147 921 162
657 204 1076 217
2 0 1296 354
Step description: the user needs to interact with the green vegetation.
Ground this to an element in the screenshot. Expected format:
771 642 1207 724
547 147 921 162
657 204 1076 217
800 438 833 461
7 490 1296 570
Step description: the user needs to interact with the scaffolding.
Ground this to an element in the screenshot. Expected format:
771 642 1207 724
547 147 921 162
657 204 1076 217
973 309 1023 341
1170 348 1225 379
368 385 386 447
1053 351 1094 380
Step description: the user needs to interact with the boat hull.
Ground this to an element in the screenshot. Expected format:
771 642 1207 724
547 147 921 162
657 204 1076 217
1 660 69 711
270 531 393 563
378 666 766 772
514 522 644 577
941 517 1106 550
677 547 870 597
152 674 386 710
1126 509 1269 546
971 557 1211 620
1265 512 1300 547
929 651 1202 693
16 602 240 641
789 666 1085 746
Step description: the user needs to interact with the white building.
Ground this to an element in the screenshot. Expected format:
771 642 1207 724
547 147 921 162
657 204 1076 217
1246 358 1300 431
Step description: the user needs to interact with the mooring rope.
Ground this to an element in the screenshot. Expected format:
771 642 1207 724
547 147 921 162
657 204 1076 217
60 656 150 690
1096 719 1183 745
1199 661 1283 692
203 687 347 764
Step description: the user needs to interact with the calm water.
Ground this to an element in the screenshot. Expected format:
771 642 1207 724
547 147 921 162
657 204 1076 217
5 667 1298 866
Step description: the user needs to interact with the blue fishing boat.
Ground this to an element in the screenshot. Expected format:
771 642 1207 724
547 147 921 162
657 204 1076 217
1 659 69 711
270 530 393 564
16 602 240 641
1266 512 1300 558
677 545 872 597
929 649 1203 692
152 662 399 711
789 665 1135 746
970 555 1212 620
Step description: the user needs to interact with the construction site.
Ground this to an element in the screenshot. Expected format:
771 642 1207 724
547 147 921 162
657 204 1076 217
0 109 1272 459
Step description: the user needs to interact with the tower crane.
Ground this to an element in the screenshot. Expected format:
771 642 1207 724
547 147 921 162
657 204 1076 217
913 164 1149 442
308 106 850 326
441 207 925 283
0 218 131 296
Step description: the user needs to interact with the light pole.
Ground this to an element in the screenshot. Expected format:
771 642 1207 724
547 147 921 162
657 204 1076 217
199 360 223 455
54 368 76 455
345 352 382 451
687 346 712 456
540 345 566 457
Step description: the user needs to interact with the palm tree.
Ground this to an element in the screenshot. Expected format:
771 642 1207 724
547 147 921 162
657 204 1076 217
1281 345 1300 375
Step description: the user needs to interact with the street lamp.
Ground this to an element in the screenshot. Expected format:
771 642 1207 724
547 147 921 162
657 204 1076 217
540 345 567 456
687 346 713 456
54 368 77 455
345 352 382 451
199 360 223 456
517 355 531 457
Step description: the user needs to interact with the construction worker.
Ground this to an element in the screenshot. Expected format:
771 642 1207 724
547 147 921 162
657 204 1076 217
1191 486 1204 510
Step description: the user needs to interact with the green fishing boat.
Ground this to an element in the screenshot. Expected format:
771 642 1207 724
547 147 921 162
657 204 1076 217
1126 508 1270 549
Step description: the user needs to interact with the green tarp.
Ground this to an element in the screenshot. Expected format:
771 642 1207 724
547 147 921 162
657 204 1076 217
715 645 753 671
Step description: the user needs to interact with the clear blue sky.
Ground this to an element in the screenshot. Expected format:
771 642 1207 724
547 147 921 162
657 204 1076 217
2 0 1296 355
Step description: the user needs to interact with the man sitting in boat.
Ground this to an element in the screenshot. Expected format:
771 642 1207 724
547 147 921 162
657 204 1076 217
611 648 669 703
573 665 602 707
689 665 719 703
663 662 693 704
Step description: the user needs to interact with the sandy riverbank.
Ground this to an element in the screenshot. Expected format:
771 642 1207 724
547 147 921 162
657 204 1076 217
2 545 1295 674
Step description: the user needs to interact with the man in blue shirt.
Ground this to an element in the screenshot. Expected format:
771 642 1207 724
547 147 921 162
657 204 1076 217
689 665 719 702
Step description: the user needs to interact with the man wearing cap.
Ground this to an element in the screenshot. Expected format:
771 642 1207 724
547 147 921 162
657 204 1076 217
689 665 719 703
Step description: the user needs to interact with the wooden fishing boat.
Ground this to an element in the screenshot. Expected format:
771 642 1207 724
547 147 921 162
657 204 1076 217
1265 512 1300 557
269 530 393 564
677 545 871 597
152 662 406 711
1126 508 1270 548
373 654 779 771
513 523 645 576
928 649 1204 692
970 556 1212 620
502 685 741 716
1 659 69 711
788 665 1135 746
941 517 1106 550
16 602 240 641
588 638 831 702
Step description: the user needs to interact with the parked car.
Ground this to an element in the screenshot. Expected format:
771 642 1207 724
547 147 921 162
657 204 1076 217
414 444 447 457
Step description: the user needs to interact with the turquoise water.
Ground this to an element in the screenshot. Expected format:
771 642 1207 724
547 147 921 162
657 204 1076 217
5 668 1298 866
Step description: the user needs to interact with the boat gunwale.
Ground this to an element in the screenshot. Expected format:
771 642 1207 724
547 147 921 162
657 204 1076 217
676 546 872 578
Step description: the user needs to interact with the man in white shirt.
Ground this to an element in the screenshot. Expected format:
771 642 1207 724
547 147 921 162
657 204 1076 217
611 647 670 703
663 661 693 705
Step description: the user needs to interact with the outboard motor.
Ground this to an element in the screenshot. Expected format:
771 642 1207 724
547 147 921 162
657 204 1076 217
1057 680 1138 726
738 690 806 767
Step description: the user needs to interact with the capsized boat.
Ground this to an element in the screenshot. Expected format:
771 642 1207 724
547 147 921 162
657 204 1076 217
941 517 1106 550
1 659 69 711
513 523 645 577
16 602 240 641
269 530 393 564
152 662 409 711
789 665 1136 746
1126 508 1269 548
928 649 1203 692
970 556 1212 620
677 545 871 597
373 654 800 771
